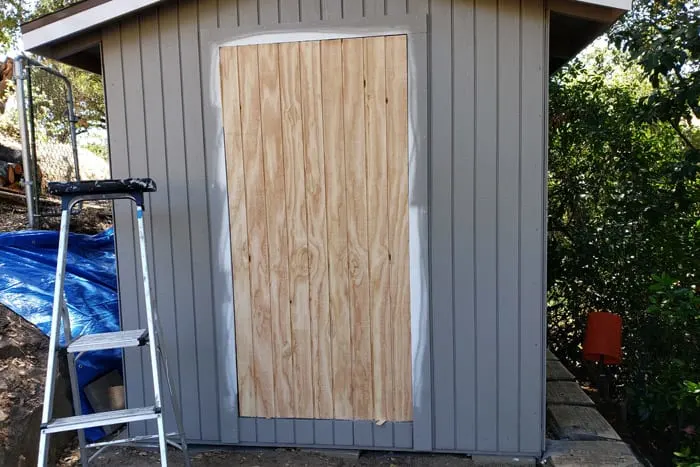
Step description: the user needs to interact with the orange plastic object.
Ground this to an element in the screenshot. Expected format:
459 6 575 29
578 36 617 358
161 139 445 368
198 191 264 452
583 311 622 365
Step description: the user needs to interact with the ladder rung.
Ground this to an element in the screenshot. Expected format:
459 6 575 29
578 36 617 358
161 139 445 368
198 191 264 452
85 432 181 449
67 329 148 353
42 407 159 434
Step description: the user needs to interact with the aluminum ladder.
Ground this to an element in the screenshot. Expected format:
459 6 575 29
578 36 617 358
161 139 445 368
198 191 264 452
37 178 190 467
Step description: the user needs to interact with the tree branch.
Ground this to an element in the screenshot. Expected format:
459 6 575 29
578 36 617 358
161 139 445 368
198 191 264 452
670 120 699 152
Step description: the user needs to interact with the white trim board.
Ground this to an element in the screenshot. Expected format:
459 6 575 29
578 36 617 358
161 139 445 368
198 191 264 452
575 0 632 9
22 0 166 50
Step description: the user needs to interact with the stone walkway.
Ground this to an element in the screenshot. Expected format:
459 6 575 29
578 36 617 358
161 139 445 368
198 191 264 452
542 350 643 467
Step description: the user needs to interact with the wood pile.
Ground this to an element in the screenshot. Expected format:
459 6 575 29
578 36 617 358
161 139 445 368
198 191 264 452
0 161 24 192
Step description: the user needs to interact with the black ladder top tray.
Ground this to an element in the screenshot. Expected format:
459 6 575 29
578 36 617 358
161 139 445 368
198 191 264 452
48 178 157 197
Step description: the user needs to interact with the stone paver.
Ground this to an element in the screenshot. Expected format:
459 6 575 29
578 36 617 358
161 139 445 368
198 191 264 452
544 440 642 467
548 405 620 441
547 381 595 407
546 359 576 382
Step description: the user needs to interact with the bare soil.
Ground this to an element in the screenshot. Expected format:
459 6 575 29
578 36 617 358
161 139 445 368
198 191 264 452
0 197 112 465
0 304 73 466
0 198 112 234
58 446 478 466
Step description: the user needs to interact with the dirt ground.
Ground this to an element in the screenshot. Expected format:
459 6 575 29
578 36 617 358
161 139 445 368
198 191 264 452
0 304 75 466
0 197 113 465
58 446 479 466
0 304 48 466
0 197 112 234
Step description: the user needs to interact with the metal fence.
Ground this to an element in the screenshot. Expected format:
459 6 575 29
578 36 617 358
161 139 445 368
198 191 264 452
14 55 81 227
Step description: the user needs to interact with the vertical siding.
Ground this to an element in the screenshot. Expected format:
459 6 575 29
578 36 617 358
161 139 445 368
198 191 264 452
429 0 455 452
519 0 547 453
102 0 546 455
452 0 477 453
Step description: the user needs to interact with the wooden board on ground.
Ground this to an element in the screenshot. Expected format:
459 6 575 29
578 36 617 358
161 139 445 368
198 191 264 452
547 381 595 406
545 440 642 467
547 359 576 381
548 405 620 441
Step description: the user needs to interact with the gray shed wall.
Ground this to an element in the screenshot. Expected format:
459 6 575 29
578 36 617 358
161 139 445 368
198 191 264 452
101 0 547 456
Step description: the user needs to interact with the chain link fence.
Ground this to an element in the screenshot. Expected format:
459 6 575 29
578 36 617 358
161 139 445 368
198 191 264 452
14 56 110 228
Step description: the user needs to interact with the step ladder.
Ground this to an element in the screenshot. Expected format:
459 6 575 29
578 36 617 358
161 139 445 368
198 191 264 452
37 178 190 467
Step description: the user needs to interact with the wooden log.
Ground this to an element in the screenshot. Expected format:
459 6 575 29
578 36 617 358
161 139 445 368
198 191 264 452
0 187 28 206
7 164 15 184
0 161 9 182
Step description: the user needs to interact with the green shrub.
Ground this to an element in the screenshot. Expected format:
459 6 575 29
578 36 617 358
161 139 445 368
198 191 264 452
548 45 700 465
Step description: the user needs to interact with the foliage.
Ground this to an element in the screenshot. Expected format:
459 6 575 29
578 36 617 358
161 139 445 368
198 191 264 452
548 41 700 465
0 1 106 155
551 2 700 463
28 60 105 142
611 0 700 129
0 1 81 53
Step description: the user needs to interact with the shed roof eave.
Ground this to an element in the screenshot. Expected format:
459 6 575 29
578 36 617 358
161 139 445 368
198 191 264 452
21 0 168 51
21 0 631 52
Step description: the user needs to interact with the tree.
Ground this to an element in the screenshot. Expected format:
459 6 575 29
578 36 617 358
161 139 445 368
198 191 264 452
0 1 105 144
1 1 82 53
548 42 700 465
611 0 700 148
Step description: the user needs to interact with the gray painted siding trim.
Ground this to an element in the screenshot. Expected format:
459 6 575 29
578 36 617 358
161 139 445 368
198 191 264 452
237 419 414 449
407 29 431 454
541 5 551 455
200 14 428 43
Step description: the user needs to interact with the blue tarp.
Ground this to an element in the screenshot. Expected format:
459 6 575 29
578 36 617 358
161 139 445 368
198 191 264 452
0 228 120 441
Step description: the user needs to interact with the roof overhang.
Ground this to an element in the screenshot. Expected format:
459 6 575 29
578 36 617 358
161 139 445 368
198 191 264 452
21 0 168 51
21 0 630 76
549 0 631 72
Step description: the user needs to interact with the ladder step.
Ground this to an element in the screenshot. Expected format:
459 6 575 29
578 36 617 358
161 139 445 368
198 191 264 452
42 406 159 434
85 432 181 449
67 329 148 353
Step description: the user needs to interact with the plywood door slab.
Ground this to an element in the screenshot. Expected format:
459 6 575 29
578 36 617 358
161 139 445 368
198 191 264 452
219 47 255 418
321 39 354 421
386 34 413 421
221 36 411 421
299 40 334 420
342 37 373 421
364 36 392 421
236 44 275 418
279 40 315 419
258 42 295 419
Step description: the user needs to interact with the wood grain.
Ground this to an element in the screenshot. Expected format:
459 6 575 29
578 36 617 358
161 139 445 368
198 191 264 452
223 36 411 422
300 40 334 419
279 41 314 419
219 47 255 417
236 44 275 418
342 37 373 420
258 43 294 419
321 39 353 420
386 35 412 421
364 36 392 421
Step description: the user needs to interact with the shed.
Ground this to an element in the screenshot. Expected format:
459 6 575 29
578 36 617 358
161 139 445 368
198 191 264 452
22 0 630 458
